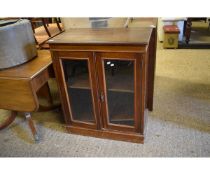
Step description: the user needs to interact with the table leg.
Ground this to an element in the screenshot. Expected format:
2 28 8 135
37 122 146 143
0 111 17 130
55 18 62 32
25 112 39 143
37 82 53 104
37 81 61 112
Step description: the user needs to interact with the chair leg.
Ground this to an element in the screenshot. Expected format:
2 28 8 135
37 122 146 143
55 18 62 32
41 18 51 37
24 112 39 143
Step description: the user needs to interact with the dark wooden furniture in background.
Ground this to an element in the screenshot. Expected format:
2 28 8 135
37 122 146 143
49 27 156 143
184 17 207 44
0 50 59 142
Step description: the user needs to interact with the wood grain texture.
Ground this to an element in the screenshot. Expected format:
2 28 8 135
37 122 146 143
66 125 144 143
96 52 137 133
0 78 38 111
49 44 147 53
48 28 152 45
54 51 99 129
147 27 157 111
0 50 53 112
31 68 50 92
49 25 157 143
0 50 52 79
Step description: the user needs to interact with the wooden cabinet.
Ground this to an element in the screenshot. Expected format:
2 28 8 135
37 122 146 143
49 27 156 143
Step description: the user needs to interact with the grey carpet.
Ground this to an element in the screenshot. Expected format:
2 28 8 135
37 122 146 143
0 114 209 157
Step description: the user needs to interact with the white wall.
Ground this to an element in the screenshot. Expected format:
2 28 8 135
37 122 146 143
61 18 127 29
158 18 186 42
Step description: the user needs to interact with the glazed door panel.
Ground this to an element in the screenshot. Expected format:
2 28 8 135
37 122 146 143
96 52 143 133
54 51 100 129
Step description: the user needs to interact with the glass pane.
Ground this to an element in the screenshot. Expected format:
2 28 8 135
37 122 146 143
62 59 95 123
104 59 134 126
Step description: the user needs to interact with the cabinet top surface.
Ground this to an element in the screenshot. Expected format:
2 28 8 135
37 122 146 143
48 28 153 45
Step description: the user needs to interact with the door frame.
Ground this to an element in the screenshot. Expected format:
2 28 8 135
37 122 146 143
53 51 101 129
95 52 144 133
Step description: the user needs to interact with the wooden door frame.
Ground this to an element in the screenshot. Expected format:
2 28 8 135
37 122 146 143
95 52 144 133
52 51 100 129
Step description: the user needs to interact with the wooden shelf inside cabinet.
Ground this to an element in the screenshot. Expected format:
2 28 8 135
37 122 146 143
106 75 134 93
105 65 134 93
110 114 134 125
72 116 94 123
66 73 134 93
67 81 90 90
110 119 134 126
66 73 91 90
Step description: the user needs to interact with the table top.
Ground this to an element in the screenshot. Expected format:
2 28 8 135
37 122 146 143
0 50 52 79
48 27 153 45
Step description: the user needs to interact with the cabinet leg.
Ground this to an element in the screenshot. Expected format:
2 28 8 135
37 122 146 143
147 28 157 111
24 112 39 143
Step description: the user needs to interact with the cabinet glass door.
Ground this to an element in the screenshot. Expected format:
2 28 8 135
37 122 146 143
97 53 138 132
59 52 99 128
104 59 134 126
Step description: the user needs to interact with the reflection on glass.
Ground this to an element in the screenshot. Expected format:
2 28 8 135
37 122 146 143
62 59 95 123
89 17 109 28
104 59 134 126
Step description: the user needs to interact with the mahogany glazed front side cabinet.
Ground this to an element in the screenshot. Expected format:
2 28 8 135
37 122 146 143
49 27 156 143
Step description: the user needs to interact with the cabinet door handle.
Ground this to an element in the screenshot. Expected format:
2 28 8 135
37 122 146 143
100 92 105 102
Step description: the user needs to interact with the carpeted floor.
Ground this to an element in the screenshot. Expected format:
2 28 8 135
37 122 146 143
0 42 210 157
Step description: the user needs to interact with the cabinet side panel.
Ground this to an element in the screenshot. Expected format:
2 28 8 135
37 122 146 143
147 28 157 111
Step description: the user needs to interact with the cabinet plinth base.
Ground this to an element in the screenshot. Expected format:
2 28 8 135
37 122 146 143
66 125 144 143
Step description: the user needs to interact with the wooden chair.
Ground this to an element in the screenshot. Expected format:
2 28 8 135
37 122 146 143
28 18 63 48
29 18 52 37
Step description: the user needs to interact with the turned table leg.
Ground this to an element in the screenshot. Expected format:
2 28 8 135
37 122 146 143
24 112 39 143
37 82 53 104
38 82 61 112
0 111 39 143
0 111 17 130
